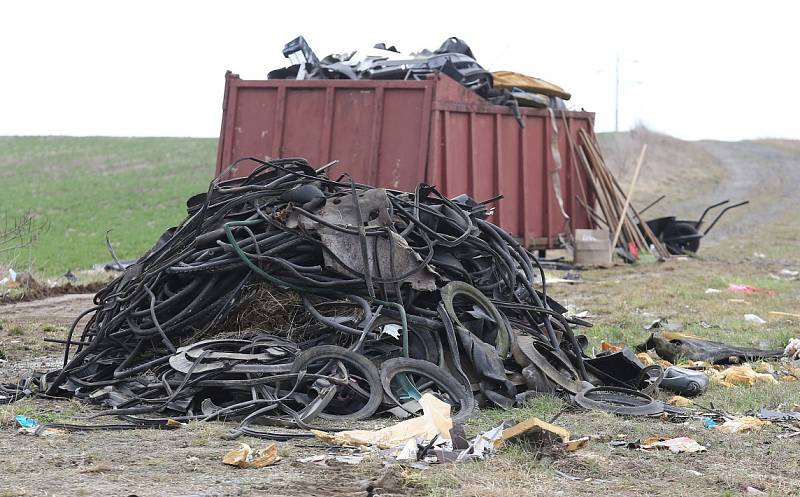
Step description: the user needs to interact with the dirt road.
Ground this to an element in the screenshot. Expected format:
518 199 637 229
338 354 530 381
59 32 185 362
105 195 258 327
680 140 800 241
0 293 95 327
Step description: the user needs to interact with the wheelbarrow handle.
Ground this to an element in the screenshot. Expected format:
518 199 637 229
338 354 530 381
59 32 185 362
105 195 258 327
702 200 749 236
696 200 730 228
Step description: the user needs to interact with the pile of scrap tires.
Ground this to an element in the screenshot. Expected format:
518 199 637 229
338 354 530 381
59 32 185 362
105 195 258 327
1 157 667 437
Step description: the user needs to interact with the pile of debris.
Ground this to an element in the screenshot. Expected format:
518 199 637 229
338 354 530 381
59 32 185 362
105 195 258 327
268 36 571 125
2 157 681 437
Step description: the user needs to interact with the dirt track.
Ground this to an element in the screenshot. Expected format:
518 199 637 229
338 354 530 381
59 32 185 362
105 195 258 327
0 293 95 327
681 140 800 240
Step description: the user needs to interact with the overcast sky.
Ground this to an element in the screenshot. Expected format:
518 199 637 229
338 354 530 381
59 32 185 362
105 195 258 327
2 1 797 141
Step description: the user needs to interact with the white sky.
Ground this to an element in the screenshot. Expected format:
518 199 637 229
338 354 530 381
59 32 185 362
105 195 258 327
2 0 798 141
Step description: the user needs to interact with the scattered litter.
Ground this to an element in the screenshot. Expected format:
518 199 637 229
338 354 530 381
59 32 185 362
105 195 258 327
644 318 683 331
222 443 279 468
757 408 800 422
744 314 767 325
704 288 721 294
458 424 505 460
715 417 771 434
495 417 571 450
745 486 767 495
661 366 709 396
770 311 800 321
783 339 800 360
0 268 17 287
313 393 452 449
772 269 799 280
667 395 692 407
643 332 782 364
753 252 766 259
711 364 778 387
640 436 706 454
728 284 776 296
636 352 656 366
15 415 38 429
703 418 717 429
564 436 590 452
335 454 365 465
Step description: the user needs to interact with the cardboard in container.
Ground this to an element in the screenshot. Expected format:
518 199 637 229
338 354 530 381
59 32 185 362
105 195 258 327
574 229 612 267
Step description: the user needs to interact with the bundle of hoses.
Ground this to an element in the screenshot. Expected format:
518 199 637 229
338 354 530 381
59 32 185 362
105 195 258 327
1 157 664 437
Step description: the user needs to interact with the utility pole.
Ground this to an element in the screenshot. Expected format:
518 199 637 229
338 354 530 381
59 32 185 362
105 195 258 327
614 52 620 133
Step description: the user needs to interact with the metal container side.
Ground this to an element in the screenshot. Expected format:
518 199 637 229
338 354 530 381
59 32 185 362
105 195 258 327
216 72 595 248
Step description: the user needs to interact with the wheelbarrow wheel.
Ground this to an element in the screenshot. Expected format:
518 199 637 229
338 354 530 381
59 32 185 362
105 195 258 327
662 222 701 254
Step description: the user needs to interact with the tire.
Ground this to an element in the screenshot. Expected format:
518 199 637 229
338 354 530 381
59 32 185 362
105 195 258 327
441 281 511 357
573 386 664 416
380 357 476 423
290 345 383 421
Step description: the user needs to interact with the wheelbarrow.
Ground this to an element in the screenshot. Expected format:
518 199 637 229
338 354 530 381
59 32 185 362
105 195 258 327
643 199 749 254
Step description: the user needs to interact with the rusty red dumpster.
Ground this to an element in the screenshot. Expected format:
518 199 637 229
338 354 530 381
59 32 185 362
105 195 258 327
216 71 595 248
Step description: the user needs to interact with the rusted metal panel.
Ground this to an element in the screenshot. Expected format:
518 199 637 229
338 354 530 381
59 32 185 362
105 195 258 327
216 73 595 248
217 74 433 188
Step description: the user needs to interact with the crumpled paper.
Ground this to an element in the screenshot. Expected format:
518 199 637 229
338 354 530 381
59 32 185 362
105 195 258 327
640 436 706 453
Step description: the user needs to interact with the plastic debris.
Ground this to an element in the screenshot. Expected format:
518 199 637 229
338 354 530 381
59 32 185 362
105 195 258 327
784 338 800 360
636 352 656 366
640 436 706 454
729 284 775 296
705 288 721 294
667 395 692 407
711 364 777 387
744 314 767 325
715 417 771 434
313 392 452 449
222 443 279 468
757 408 800 421
457 424 505 460
703 418 718 429
645 318 683 331
15 415 38 429
600 341 623 353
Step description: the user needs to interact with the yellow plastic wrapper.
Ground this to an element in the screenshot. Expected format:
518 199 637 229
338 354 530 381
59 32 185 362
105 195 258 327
715 417 771 434
636 352 655 366
667 395 692 407
711 364 777 387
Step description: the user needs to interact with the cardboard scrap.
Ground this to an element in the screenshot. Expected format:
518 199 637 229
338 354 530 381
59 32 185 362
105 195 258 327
313 392 452 449
715 416 771 434
495 417 570 448
223 443 279 468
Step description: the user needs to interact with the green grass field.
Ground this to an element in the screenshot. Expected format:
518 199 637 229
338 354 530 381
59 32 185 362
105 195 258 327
0 136 216 275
